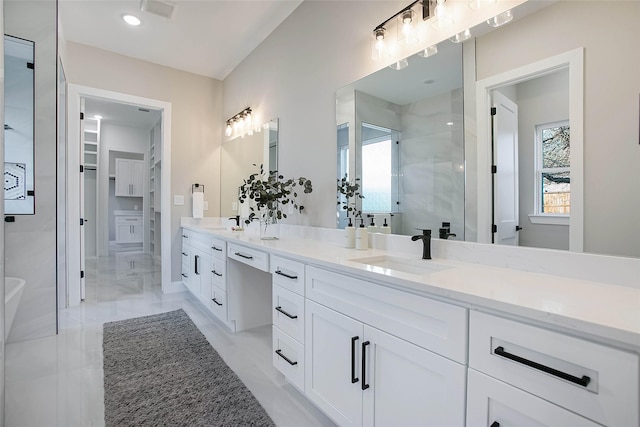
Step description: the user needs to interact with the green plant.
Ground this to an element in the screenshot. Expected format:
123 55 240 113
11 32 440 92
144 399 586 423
337 174 364 219
239 164 313 225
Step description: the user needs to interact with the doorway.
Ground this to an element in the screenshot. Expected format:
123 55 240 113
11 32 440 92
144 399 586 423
66 84 172 307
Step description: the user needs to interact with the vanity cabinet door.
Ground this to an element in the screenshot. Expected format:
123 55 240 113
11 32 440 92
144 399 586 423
115 158 144 197
467 369 599 427
305 300 363 427
362 325 466 427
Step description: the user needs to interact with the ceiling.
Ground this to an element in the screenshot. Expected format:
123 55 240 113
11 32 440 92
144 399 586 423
85 98 162 128
59 0 303 80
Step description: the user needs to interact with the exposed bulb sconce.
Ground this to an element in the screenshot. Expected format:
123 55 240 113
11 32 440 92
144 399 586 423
371 0 432 61
225 107 253 138
433 0 454 29
486 10 513 28
449 28 471 43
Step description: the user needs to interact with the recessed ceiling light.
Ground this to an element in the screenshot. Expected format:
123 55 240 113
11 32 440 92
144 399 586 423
123 14 141 26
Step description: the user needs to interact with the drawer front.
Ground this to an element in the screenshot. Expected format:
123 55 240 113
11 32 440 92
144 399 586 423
116 216 142 225
270 255 305 296
228 243 269 272
189 231 211 253
469 311 639 426
272 326 305 391
210 288 228 323
306 266 468 363
210 237 227 260
273 285 305 343
211 258 227 291
467 369 599 427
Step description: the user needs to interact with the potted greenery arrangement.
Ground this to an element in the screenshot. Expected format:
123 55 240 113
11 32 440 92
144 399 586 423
337 173 364 226
239 164 313 239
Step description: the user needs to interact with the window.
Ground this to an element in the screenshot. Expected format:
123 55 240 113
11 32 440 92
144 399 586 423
535 121 570 216
361 123 399 213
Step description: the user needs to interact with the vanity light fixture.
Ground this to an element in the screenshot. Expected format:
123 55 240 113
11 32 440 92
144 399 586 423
371 0 432 61
486 10 513 28
449 28 471 43
468 0 496 11
122 14 141 26
432 0 454 29
225 107 253 138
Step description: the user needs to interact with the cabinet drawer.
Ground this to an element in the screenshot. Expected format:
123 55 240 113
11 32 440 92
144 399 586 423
273 326 305 391
306 266 468 363
189 231 211 253
228 243 269 272
469 311 639 426
116 216 142 225
273 285 305 343
270 255 305 296
211 258 226 291
210 288 228 323
210 237 227 260
467 369 599 427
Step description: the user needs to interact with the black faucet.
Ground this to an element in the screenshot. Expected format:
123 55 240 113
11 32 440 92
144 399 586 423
229 215 240 227
439 222 457 240
411 229 432 260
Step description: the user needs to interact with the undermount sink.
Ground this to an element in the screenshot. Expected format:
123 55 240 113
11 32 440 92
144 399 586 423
348 255 451 276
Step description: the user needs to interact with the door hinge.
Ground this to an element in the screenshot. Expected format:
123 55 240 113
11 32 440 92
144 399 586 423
490 107 497 116
396 140 399 145
80 165 84 173
27 62 34 70
492 224 497 233
80 218 84 226
80 112 84 120
80 270 85 279
491 165 497 174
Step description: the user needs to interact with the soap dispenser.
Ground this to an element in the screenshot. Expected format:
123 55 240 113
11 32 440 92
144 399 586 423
380 218 391 234
355 218 369 250
344 218 356 248
367 216 379 234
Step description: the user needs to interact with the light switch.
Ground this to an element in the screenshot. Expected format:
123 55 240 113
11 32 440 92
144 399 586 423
174 195 184 205
203 201 209 211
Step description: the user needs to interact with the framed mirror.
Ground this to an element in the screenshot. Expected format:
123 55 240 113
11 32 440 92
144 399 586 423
4 35 35 215
220 118 278 218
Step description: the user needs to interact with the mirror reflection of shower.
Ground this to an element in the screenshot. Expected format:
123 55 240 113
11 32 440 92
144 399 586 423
4 35 35 215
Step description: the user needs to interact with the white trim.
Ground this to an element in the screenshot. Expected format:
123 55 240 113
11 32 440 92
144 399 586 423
528 214 569 226
476 48 584 252
67 84 172 306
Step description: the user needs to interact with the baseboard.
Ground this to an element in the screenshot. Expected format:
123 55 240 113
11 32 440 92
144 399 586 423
165 281 187 293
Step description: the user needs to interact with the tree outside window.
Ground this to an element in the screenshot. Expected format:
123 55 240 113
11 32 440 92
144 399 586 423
535 121 570 215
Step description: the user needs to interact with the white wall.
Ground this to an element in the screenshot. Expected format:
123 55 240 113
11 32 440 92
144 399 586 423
475 1 640 257
65 42 223 282
0 0 5 417
4 0 57 342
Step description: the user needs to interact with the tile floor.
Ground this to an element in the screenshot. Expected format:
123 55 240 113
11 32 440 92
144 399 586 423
4 252 334 427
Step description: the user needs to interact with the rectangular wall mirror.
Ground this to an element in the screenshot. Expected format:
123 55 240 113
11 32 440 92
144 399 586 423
4 35 35 215
220 118 278 218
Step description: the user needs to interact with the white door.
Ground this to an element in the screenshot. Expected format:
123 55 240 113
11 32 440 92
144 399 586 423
79 99 86 300
115 158 132 196
492 91 519 246
467 369 600 427
362 325 466 427
305 300 363 427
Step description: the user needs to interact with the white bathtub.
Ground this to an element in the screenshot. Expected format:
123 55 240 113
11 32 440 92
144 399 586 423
5 277 25 340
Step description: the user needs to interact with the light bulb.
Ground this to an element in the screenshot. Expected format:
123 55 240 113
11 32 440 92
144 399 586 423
122 14 141 26
371 28 386 60
450 29 471 43
245 112 252 127
433 0 453 29
399 9 418 45
225 123 232 137
487 10 513 28
468 0 496 11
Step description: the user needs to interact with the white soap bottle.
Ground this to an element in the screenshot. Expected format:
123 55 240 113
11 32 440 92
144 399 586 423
344 218 356 248
367 216 379 234
380 218 391 234
355 218 368 250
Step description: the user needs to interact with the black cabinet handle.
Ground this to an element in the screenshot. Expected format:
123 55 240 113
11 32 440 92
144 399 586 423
181 252 187 256
275 306 297 319
212 270 222 277
275 269 298 280
494 346 591 387
234 252 253 260
361 341 370 390
212 245 222 252
181 273 187 278
351 336 359 384
194 255 200 275
275 349 298 366
490 422 500 427
182 234 188 238
212 298 223 306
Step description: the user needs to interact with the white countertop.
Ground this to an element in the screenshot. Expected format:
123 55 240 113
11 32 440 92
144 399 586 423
182 223 640 351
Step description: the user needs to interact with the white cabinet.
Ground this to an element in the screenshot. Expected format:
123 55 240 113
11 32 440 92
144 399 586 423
305 299 466 427
115 158 144 197
115 216 143 243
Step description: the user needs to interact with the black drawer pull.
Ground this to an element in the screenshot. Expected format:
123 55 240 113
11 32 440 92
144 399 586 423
275 269 298 280
212 270 223 277
362 341 370 390
494 346 591 387
212 298 223 306
275 306 297 319
351 336 359 384
182 234 188 238
212 245 222 252
181 252 187 256
234 252 253 260
490 423 500 427
275 349 298 366
181 273 188 278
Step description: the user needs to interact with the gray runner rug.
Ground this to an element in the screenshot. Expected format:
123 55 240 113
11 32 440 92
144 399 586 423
103 309 275 427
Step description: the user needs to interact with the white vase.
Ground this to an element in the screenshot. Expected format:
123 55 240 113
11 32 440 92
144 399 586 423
260 210 280 240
